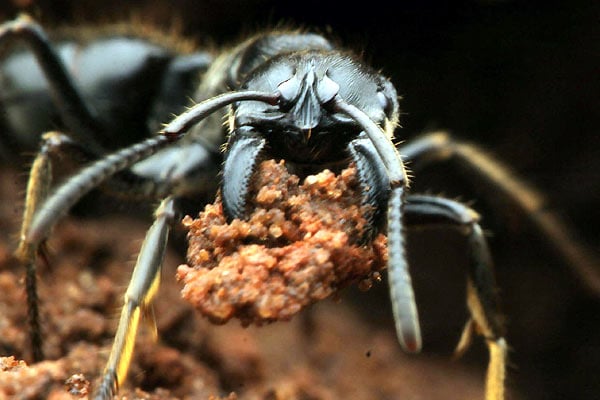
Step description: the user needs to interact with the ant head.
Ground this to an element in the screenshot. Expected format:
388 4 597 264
233 51 400 135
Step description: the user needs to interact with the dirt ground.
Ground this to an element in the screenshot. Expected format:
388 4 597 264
0 167 504 400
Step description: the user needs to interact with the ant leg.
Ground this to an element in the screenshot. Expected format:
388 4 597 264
16 134 181 363
15 132 62 361
0 14 104 153
15 130 170 361
14 131 99 361
94 197 176 400
404 194 507 400
399 131 600 296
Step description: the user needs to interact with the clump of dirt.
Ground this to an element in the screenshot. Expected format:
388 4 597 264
177 160 387 325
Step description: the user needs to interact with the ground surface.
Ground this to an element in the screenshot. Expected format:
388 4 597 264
0 167 498 400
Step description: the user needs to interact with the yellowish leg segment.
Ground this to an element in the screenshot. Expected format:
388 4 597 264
94 197 174 400
15 132 76 361
466 279 507 400
405 195 507 400
15 142 52 361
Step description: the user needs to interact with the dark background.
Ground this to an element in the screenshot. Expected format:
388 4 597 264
2 0 596 244
1 1 599 399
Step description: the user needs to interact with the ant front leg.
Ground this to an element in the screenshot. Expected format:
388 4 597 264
399 131 600 296
404 194 507 400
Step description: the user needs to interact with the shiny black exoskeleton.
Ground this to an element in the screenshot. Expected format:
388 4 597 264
2 15 521 400
0 25 211 157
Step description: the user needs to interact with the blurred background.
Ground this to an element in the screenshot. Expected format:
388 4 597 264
1 1 598 399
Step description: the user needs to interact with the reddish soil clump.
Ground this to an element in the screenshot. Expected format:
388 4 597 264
177 160 387 325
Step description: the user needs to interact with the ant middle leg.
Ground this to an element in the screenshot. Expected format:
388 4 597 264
93 197 176 400
14 130 189 361
399 131 600 296
404 194 507 400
